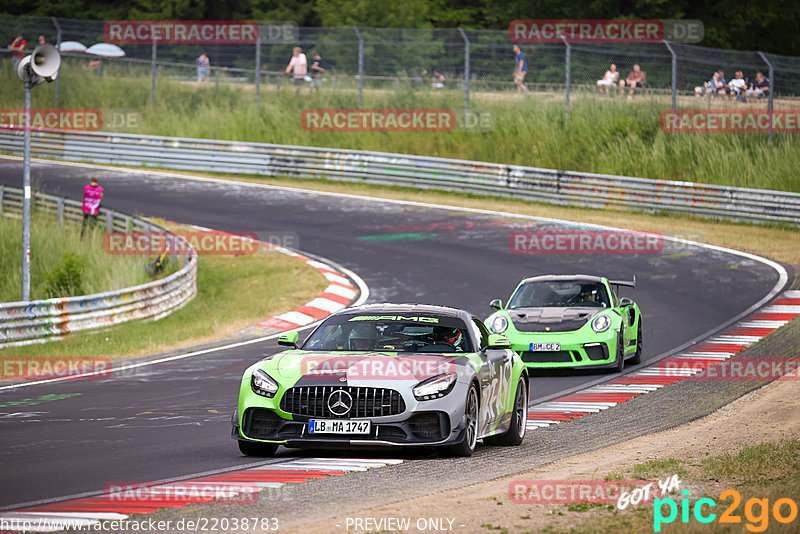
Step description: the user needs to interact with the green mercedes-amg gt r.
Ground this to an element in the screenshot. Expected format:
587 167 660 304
485 275 642 371
233 304 530 457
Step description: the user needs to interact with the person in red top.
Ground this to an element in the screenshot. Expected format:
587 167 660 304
619 64 645 97
81 176 103 239
8 35 26 72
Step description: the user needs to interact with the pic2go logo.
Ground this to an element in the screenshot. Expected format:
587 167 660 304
654 489 799 532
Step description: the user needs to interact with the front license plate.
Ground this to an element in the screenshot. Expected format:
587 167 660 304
530 342 560 351
307 419 371 434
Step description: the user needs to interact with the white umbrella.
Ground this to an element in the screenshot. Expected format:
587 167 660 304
85 43 125 58
57 41 87 53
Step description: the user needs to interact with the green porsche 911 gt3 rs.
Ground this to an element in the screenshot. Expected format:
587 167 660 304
485 275 642 371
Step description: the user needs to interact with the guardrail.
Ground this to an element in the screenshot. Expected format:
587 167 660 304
0 184 197 347
1 130 799 225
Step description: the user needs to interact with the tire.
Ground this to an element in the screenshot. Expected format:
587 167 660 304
450 385 479 457
613 331 625 373
629 320 643 365
485 376 527 446
238 440 278 457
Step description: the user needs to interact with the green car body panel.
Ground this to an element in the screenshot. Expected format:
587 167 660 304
485 275 642 370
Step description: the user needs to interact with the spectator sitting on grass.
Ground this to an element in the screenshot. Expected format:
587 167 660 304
695 71 726 96
596 63 619 95
619 64 645 97
432 69 445 88
746 72 770 102
727 70 747 101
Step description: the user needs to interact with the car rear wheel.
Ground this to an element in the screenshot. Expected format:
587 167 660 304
450 385 479 457
238 440 278 457
629 321 643 365
485 376 527 446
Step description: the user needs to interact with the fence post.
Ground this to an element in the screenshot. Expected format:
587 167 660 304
255 29 261 105
52 16 62 108
150 41 157 108
0 184 4 216
560 35 571 123
353 26 364 108
458 28 471 122
105 210 114 233
57 198 64 228
663 40 677 116
757 51 775 143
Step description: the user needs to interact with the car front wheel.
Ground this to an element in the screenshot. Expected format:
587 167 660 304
450 385 479 457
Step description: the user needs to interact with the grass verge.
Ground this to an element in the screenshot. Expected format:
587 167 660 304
538 439 800 533
0 211 174 302
2 63 799 192
0 220 329 360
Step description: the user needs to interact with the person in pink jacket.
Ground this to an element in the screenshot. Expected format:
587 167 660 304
81 176 103 239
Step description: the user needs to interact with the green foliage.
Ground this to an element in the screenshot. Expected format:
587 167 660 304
44 250 86 298
4 0 799 54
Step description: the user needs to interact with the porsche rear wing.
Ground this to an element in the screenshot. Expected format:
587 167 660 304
610 275 636 290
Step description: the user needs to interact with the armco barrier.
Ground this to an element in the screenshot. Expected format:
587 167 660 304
1 130 799 225
0 184 197 347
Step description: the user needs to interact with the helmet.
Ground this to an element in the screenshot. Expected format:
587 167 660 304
434 326 462 347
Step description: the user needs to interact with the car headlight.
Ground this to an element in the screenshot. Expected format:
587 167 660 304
490 315 508 334
251 369 279 398
591 314 612 333
413 372 457 400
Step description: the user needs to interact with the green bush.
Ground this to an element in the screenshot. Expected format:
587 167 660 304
44 250 86 298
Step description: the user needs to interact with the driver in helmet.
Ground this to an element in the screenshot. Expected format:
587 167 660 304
579 286 599 305
432 326 463 349
348 324 376 351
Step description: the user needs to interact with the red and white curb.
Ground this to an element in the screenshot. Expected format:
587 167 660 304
254 256 359 331
184 225 361 332
0 458 402 532
525 290 800 430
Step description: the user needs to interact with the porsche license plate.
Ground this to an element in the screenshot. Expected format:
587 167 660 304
307 419 371 434
530 342 560 351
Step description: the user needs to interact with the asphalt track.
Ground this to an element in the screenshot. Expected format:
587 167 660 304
0 158 784 509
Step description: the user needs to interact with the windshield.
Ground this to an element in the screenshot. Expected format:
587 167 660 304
301 314 473 353
508 281 610 308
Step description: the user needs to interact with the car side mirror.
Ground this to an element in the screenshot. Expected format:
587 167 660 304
278 331 299 348
619 297 633 307
487 333 511 349
489 299 503 310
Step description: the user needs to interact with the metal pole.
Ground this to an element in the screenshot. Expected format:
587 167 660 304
560 35 570 123
757 51 775 143
52 16 62 108
458 28 470 122
353 26 364 108
150 41 157 108
21 79 32 301
255 29 261 105
663 40 677 116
